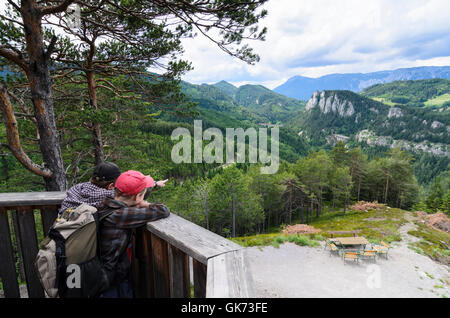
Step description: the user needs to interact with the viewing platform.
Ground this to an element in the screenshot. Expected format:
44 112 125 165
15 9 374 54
0 192 254 298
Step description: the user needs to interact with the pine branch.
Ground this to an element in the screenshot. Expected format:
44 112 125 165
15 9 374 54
41 0 76 16
0 82 52 178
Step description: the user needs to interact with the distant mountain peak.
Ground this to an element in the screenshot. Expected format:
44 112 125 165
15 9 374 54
214 80 236 87
212 80 238 98
274 66 450 100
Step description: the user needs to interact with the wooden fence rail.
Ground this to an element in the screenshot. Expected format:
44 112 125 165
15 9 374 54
0 192 254 298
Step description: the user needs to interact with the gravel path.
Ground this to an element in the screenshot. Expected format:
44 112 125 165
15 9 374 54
246 221 450 298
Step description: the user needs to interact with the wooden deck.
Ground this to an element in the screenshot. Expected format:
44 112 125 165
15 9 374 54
0 192 254 298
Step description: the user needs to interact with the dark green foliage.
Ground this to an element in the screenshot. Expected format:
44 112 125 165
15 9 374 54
361 79 450 108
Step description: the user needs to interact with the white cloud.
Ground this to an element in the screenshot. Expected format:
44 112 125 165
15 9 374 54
2 0 449 89
180 0 450 88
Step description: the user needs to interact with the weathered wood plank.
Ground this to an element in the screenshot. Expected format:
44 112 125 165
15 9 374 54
40 205 59 236
206 249 255 298
193 258 207 298
132 228 155 298
169 245 190 298
11 209 26 282
150 233 170 298
146 213 242 265
0 192 66 207
0 208 20 298
15 207 45 298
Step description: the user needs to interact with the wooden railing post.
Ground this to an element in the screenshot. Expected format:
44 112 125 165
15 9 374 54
169 245 190 298
150 233 170 298
16 207 44 298
132 228 155 298
193 259 207 298
0 208 20 298
40 205 59 235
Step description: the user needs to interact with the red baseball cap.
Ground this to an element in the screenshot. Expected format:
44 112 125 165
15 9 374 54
115 170 155 195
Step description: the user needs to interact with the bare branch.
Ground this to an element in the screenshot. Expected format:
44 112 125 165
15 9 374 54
0 82 52 177
0 46 30 77
6 0 20 12
41 0 76 16
45 35 58 60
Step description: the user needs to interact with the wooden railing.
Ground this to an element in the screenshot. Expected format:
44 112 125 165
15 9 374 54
0 192 254 298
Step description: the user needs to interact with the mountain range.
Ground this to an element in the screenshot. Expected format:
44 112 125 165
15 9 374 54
273 66 450 100
180 80 305 124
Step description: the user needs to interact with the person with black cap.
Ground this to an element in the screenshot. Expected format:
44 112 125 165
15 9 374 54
58 162 122 215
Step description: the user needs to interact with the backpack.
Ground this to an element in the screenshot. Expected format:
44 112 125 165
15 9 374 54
35 203 114 298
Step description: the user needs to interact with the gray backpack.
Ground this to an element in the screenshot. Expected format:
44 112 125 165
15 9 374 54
35 203 113 298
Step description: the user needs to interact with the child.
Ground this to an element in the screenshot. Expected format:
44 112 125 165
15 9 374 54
97 170 171 298
59 162 122 215
60 162 168 214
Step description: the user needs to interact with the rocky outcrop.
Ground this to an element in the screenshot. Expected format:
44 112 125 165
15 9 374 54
326 134 350 146
431 121 444 129
357 130 450 157
388 107 403 118
306 91 355 117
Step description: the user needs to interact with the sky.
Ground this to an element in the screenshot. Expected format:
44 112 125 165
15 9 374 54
2 0 450 89
179 0 450 89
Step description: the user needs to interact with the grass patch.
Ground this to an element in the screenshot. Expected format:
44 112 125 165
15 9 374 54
232 233 320 249
407 222 450 265
272 234 320 249
231 233 280 247
408 244 424 255
425 272 434 279
424 93 450 107
371 97 396 106
308 207 407 243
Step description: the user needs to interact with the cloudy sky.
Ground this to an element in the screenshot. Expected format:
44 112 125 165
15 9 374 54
179 0 450 89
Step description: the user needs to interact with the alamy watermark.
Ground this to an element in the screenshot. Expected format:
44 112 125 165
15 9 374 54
366 264 382 289
171 120 279 174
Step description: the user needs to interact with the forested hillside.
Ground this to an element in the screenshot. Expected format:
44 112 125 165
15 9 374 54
180 80 305 124
361 79 450 108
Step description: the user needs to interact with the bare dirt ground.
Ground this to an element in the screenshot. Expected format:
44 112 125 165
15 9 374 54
246 218 450 298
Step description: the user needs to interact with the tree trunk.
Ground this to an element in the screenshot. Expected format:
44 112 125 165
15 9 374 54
231 189 236 238
20 1 67 190
357 177 361 201
384 172 390 204
205 197 209 231
300 197 304 224
86 70 105 165
288 185 292 224
317 196 321 218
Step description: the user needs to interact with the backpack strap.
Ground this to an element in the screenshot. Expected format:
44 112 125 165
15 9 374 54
94 207 116 257
48 228 67 295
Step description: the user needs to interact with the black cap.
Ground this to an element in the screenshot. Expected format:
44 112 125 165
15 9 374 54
93 162 121 182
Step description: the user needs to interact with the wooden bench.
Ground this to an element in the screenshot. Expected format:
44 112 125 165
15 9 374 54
359 250 377 262
326 240 341 256
373 241 390 259
343 252 359 264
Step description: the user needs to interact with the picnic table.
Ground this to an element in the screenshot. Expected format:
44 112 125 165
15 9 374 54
332 236 370 251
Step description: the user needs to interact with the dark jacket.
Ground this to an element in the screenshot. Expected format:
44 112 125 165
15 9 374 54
98 197 170 290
